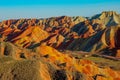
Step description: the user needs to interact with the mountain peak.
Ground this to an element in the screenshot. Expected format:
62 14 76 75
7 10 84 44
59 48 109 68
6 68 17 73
101 11 118 17
91 11 120 26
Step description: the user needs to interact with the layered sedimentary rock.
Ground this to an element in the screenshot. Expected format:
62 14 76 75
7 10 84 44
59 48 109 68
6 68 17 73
0 41 120 80
0 11 120 56
0 11 120 57
91 11 120 26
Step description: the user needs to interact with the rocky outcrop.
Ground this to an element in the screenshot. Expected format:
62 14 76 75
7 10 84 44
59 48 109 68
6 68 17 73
7 26 49 48
72 16 87 24
72 20 95 38
67 25 120 57
91 11 120 26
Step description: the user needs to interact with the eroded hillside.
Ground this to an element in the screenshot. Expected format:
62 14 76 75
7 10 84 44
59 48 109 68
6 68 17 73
0 11 120 80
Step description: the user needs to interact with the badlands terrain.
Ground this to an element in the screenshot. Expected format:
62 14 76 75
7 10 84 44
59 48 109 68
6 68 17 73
0 11 120 80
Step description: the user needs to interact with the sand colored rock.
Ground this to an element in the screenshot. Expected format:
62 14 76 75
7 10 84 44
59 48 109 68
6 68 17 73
92 11 120 26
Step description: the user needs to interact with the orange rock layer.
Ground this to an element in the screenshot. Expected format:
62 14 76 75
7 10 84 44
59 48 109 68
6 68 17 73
0 41 120 80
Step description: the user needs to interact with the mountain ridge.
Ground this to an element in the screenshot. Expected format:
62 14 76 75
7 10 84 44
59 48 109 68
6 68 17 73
0 11 120 57
0 11 120 80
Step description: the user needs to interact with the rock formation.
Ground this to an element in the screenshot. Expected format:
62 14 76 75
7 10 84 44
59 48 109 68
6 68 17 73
0 11 120 80
0 41 120 80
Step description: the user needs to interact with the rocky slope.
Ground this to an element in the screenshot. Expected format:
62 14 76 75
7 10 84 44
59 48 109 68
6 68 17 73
0 11 120 80
91 11 120 26
0 41 120 80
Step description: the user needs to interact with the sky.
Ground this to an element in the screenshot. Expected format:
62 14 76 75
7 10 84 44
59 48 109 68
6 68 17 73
0 0 120 20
